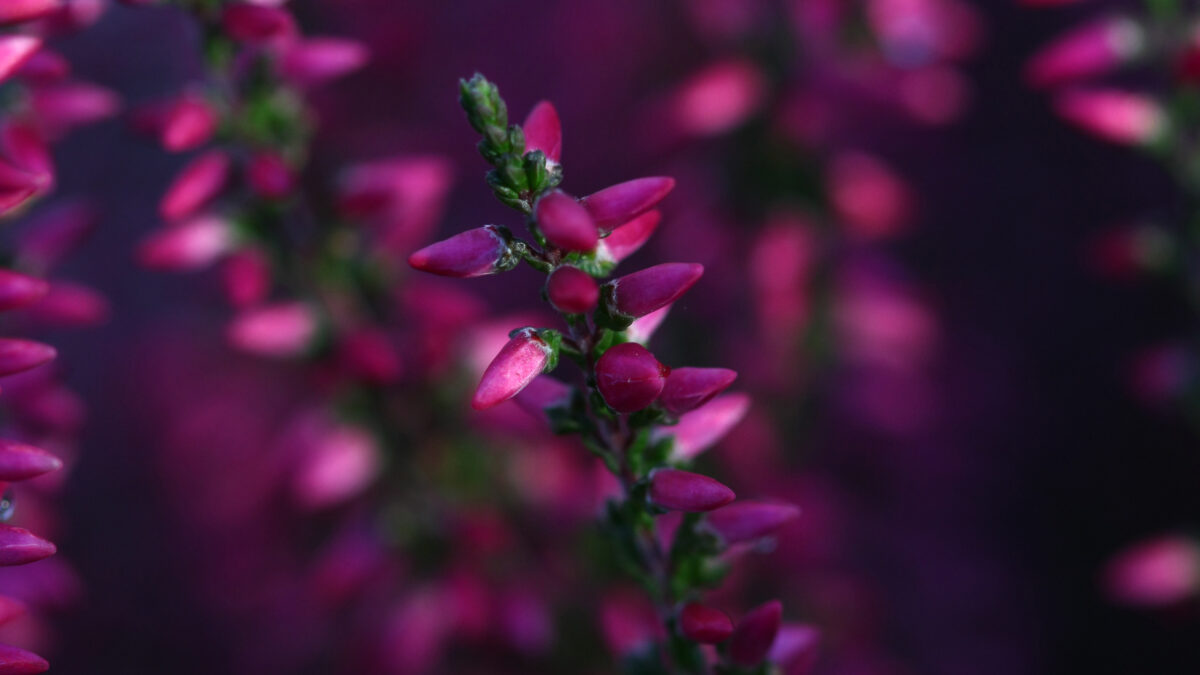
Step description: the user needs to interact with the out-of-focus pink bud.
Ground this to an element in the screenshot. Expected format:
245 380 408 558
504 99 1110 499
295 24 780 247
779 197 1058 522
599 210 660 264
1103 535 1200 607
0 643 48 673
24 281 107 326
246 152 294 199
0 0 61 26
339 328 402 384
0 162 43 216
581 177 675 233
0 441 59 482
671 60 765 136
292 424 381 510
0 36 41 84
609 262 703 320
159 151 231 221
1026 17 1143 88
0 271 48 312
679 602 733 644
535 190 598 252
1054 89 1166 146
514 376 572 421
279 38 368 87
663 393 750 460
39 0 105 32
767 624 821 674
16 201 94 269
29 83 120 137
16 50 69 84
472 328 552 410
728 600 782 667
705 501 800 546
523 101 561 163
137 215 233 271
0 526 54 566
221 249 272 307
546 266 599 314
595 342 668 413
408 225 511 278
221 3 296 43
1 123 53 189
226 302 319 358
160 96 218 152
649 468 735 512
0 340 54 378
625 305 670 345
828 153 913 240
659 367 737 415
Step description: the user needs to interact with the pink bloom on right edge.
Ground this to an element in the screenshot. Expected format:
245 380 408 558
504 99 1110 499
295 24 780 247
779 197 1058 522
1103 534 1200 607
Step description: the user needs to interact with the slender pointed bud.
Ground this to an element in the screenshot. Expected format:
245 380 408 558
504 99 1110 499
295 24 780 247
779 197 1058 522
0 525 55 566
514 376 572 420
1103 535 1200 607
546 266 599 314
649 468 735 512
159 151 231 221
679 603 733 644
0 441 60 481
523 101 561 163
227 302 319 358
0 271 48 312
661 393 750 460
659 367 737 415
0 36 41 84
607 262 703 321
279 38 369 87
625 305 670 345
1054 89 1166 146
535 190 598 252
221 249 271 307
728 600 783 667
580 177 675 233
160 96 218 152
0 339 54 377
472 328 552 410
599 210 660 263
138 215 233 271
29 83 120 136
768 624 821 674
247 152 294 199
408 225 512 278
0 643 48 674
705 501 800 546
0 0 61 26
221 3 296 43
595 342 669 413
1026 17 1143 89
27 282 107 326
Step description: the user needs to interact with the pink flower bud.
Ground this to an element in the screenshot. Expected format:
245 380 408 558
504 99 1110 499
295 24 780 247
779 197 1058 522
828 153 913 240
670 60 765 137
29 82 120 137
1026 17 1143 89
0 162 42 216
24 281 107 326
522 101 561 163
595 342 668 413
16 201 94 268
226 302 319 358
535 190 598 252
546 266 598 314
137 215 233 271
16 49 69 84
599 210 659 263
221 3 296 43
767 624 820 674
246 152 294 199
159 151 231 221
625 305 670 345
339 328 402 384
0 526 54 566
514 376 572 421
292 423 381 510
472 328 552 410
662 393 750 460
408 225 510 278
679 602 733 644
1054 89 1166 146
279 38 368 88
728 600 782 667
0 339 54 377
0 271 48 312
1103 535 1200 607
0 441 60 482
0 644 48 674
1 123 52 189
659 367 737 415
649 468 735 512
0 0 61 26
609 262 703 320
580 177 675 233
221 249 271 307
705 501 799 546
0 36 40 84
160 96 218 152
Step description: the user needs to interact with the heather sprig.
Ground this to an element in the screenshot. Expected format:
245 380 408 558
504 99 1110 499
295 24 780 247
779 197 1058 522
412 73 800 674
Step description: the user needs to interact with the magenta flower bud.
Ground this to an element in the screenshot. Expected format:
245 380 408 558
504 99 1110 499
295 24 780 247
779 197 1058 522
625 305 670 346
0 162 41 216
0 525 55 566
221 249 271 307
1026 17 1143 89
1054 89 1166 146
0 0 60 26
0 271 48 312
728 600 782 667
408 225 511 278
656 393 749 460
472 328 552 410
279 38 369 88
247 151 294 199
649 468 735 512
595 342 669 413
670 60 766 137
339 328 402 384
535 190 598 252
0 36 40 84
1103 535 1200 607
581 177 675 232
659 367 737 415
16 201 94 268
767 624 821 674
292 424 381 510
16 49 69 84
608 262 704 321
546 266 598 314
523 101 561 163
137 215 233 271
160 96 217 152
705 500 800 546
0 644 48 674
26 282 108 327
159 151 231 221
221 3 296 43
679 603 733 644
0 339 54 377
0 440 60 482
29 83 120 136
226 302 319 358
514 376 572 421
599 210 660 263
